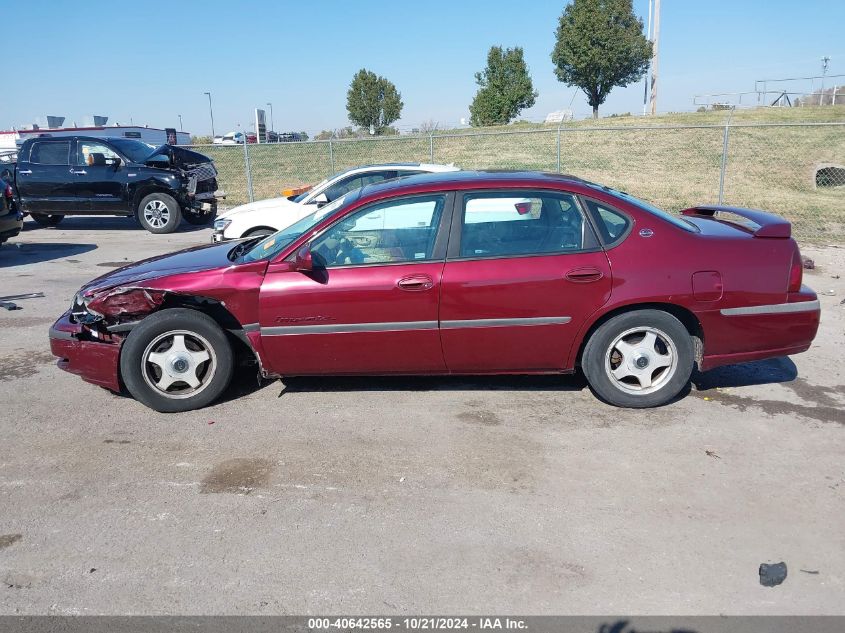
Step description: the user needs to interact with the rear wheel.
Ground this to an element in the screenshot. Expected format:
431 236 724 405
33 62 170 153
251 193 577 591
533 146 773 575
582 309 694 408
120 308 233 412
137 193 181 234
30 213 64 227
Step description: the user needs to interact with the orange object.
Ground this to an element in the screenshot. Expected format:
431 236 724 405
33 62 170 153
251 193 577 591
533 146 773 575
281 184 312 198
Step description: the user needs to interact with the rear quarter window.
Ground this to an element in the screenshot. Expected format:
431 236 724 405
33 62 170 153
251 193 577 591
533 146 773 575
29 141 71 165
583 199 631 246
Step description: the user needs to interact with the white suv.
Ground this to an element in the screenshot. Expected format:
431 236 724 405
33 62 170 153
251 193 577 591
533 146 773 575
212 163 459 242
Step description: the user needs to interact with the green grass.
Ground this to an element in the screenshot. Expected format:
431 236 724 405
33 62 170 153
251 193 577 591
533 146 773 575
197 106 845 244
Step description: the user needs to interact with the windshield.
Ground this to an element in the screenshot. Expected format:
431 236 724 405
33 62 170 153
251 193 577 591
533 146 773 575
240 194 352 263
603 187 699 233
300 177 331 203
108 139 156 163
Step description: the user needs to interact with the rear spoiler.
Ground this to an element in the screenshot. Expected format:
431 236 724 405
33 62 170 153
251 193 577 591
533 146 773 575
681 205 791 238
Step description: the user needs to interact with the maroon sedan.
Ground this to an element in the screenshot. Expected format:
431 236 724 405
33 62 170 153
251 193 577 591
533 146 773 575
49 171 820 412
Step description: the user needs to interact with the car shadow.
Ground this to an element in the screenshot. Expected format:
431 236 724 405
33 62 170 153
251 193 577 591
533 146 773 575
0 241 98 267
277 373 589 395
692 356 798 391
22 217 211 233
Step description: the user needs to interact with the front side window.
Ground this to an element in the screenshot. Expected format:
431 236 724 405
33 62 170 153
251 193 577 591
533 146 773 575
30 141 70 165
311 194 446 267
459 191 594 258
78 142 119 166
323 170 395 202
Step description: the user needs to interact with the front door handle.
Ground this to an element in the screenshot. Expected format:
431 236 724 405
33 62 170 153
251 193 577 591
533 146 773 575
18 169 32 175
397 274 434 291
69 169 87 175
565 267 604 283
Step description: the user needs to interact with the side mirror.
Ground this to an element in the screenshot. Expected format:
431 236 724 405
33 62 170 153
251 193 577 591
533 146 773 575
313 192 329 207
294 244 313 272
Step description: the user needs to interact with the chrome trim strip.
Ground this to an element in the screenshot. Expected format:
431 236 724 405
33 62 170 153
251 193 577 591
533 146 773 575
441 316 572 329
241 323 260 333
261 320 438 336
720 300 820 316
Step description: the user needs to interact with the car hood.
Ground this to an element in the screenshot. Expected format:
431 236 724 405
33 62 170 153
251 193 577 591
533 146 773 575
218 196 304 219
81 241 237 295
146 144 213 168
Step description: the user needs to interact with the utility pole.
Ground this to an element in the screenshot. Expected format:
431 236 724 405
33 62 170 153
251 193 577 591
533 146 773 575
820 56 830 105
642 0 653 115
204 92 215 138
649 0 661 115
266 102 274 141
178 114 183 131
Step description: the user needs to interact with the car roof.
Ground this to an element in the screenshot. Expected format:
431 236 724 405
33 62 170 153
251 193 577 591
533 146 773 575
329 162 457 179
355 169 593 200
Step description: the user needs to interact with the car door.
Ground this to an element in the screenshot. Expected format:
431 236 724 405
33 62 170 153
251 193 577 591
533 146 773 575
258 193 452 375
71 140 125 213
15 139 83 214
439 189 613 372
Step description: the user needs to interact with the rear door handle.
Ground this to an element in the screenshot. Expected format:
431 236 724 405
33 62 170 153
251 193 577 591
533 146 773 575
565 267 604 283
397 274 434 291
18 170 32 175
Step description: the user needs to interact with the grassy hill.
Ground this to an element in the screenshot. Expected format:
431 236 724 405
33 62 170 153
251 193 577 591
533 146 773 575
200 106 845 243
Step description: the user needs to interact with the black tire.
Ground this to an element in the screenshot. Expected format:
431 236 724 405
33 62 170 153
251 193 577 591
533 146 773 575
183 202 217 226
581 309 694 408
137 192 181 234
120 308 233 413
242 226 275 239
30 213 64 227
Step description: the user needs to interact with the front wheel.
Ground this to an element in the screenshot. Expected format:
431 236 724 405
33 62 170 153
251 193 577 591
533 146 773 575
30 213 64 227
120 308 233 412
581 309 694 408
137 193 181 234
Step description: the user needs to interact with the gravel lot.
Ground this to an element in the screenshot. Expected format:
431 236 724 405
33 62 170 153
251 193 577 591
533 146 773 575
1 217 843 615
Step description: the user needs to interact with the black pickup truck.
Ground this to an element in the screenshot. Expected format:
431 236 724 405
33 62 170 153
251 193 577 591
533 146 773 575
10 136 222 233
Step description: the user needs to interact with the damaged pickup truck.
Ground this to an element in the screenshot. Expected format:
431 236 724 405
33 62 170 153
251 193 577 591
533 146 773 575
12 136 222 233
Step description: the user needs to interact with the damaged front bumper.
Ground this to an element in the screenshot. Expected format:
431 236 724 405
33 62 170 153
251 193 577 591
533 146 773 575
49 312 123 392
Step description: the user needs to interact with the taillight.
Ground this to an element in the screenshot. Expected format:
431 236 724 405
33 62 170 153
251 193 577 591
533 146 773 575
788 248 803 293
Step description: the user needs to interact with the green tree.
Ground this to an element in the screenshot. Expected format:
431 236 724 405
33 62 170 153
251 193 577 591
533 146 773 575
469 46 538 127
551 0 652 118
346 69 403 134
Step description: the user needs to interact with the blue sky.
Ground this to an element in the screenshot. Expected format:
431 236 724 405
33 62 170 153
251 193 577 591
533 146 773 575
4 0 844 135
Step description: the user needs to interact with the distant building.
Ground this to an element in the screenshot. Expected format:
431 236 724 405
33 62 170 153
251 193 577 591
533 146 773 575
544 110 574 124
0 124 191 150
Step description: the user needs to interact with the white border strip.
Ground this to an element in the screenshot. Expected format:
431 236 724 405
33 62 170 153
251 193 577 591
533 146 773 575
720 300 820 316
260 316 571 336
441 316 572 329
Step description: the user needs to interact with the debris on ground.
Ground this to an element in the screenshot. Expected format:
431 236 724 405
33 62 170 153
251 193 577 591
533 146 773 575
0 301 21 311
759 562 788 587
705 450 721 459
801 255 814 269
799 569 819 575
0 292 45 301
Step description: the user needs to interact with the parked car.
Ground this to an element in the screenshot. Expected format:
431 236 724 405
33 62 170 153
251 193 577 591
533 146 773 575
50 170 820 413
212 162 459 241
0 170 22 246
214 132 256 145
10 136 222 233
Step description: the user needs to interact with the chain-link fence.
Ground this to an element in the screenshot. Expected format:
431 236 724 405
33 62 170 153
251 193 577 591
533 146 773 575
189 122 845 244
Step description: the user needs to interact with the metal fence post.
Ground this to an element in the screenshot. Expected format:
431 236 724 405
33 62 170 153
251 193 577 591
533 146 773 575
242 136 254 203
556 123 563 173
429 133 435 163
718 124 730 204
328 138 335 174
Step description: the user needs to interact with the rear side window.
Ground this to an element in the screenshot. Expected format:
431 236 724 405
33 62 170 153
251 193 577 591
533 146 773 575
458 191 596 258
30 141 70 165
583 199 631 246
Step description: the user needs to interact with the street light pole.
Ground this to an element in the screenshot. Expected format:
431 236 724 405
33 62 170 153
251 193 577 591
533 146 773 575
204 92 215 138
178 114 183 131
266 102 274 141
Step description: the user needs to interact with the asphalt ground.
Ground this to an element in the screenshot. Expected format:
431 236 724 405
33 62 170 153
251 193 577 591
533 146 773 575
1 216 843 614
